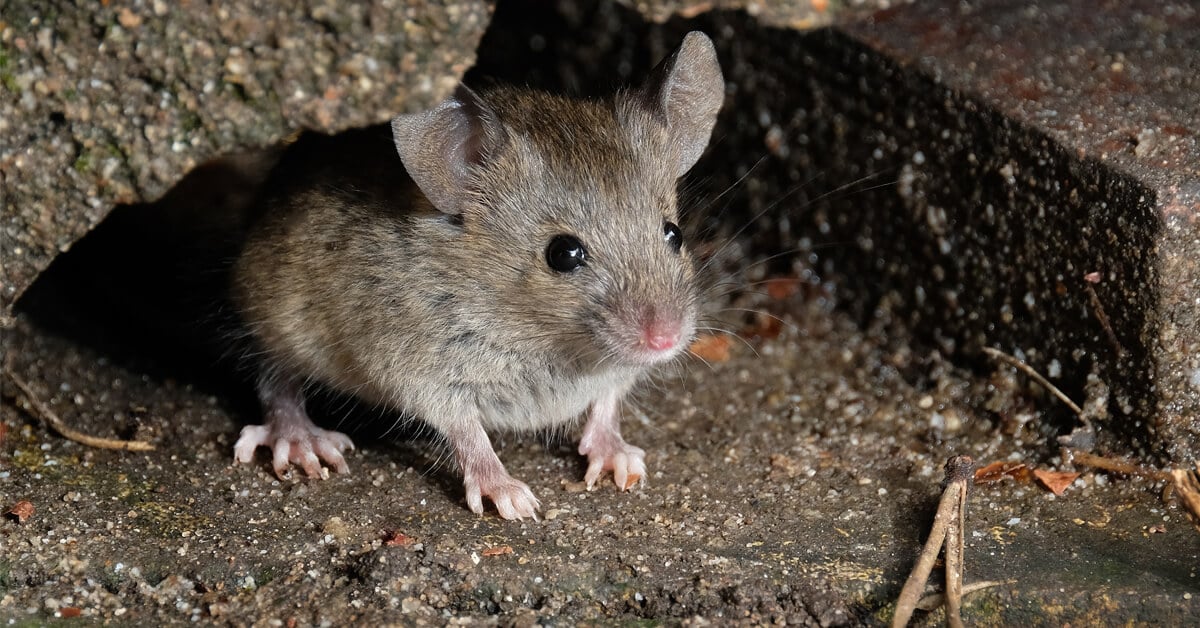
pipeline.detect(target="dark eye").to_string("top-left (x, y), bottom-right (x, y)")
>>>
top-left (663, 221), bottom-right (683, 253)
top-left (545, 234), bottom-right (588, 273)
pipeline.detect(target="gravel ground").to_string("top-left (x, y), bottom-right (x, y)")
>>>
top-left (3, 271), bottom-right (1197, 624)
top-left (3, 0), bottom-right (1197, 625)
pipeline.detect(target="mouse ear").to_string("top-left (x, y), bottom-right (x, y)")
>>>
top-left (391, 85), bottom-right (501, 215)
top-left (633, 31), bottom-right (725, 178)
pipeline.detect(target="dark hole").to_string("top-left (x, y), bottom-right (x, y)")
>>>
top-left (15, 150), bottom-right (278, 403)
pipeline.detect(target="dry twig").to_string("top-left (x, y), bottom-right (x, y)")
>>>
top-left (1066, 451), bottom-right (1200, 534)
top-left (1065, 449), bottom-right (1168, 481)
top-left (1084, 278), bottom-right (1118, 360)
top-left (981, 347), bottom-right (1083, 417)
top-left (893, 455), bottom-right (976, 628)
top-left (981, 347), bottom-right (1199, 535)
top-left (4, 365), bottom-right (155, 452)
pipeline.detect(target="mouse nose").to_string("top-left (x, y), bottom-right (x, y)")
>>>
top-left (618, 303), bottom-right (694, 365)
top-left (640, 317), bottom-right (681, 352)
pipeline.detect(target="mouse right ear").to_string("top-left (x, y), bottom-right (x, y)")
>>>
top-left (391, 86), bottom-right (500, 215)
top-left (633, 31), bottom-right (725, 178)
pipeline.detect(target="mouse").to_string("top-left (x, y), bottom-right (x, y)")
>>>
top-left (229, 31), bottom-right (724, 520)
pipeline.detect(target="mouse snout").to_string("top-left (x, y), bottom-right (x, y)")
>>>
top-left (620, 304), bottom-right (692, 365)
top-left (640, 315), bottom-right (681, 352)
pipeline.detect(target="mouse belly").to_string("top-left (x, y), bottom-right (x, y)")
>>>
top-left (367, 366), bottom-right (640, 434)
top-left (470, 371), bottom-right (638, 432)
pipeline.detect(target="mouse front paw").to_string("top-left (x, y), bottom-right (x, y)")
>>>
top-left (463, 472), bottom-right (541, 521)
top-left (233, 422), bottom-right (355, 480)
top-left (580, 440), bottom-right (647, 491)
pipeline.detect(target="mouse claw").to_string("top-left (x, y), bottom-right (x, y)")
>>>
top-left (464, 474), bottom-right (540, 520)
top-left (234, 422), bottom-right (354, 481)
top-left (584, 458), bottom-right (605, 490)
top-left (582, 443), bottom-right (647, 492)
top-left (466, 487), bottom-right (486, 515)
top-left (234, 425), bottom-right (271, 465)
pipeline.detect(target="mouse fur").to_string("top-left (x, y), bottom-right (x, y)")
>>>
top-left (231, 32), bottom-right (725, 519)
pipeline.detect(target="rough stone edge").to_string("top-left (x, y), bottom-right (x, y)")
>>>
top-left (1, 2), bottom-right (494, 317)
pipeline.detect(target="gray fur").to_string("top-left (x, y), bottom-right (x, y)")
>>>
top-left (232, 32), bottom-right (725, 517)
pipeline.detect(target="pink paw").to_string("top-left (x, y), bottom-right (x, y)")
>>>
top-left (581, 442), bottom-right (646, 491)
top-left (463, 473), bottom-right (540, 520)
top-left (233, 423), bottom-right (354, 480)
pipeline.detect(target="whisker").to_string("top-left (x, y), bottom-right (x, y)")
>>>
top-left (695, 169), bottom-right (897, 277)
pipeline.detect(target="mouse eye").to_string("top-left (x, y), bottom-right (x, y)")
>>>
top-left (663, 221), bottom-right (683, 253)
top-left (546, 234), bottom-right (588, 273)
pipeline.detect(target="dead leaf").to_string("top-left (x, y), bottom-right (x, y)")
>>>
top-left (1033, 469), bottom-right (1080, 495)
top-left (60, 607), bottom-right (82, 618)
top-left (689, 334), bottom-right (732, 362)
top-left (117, 7), bottom-right (142, 28)
top-left (974, 461), bottom-right (1029, 484)
top-left (4, 500), bottom-right (35, 523)
top-left (481, 545), bottom-right (513, 557)
top-left (768, 454), bottom-right (804, 480)
top-left (383, 531), bottom-right (414, 547)
top-left (765, 277), bottom-right (801, 300)
top-left (1169, 465), bottom-right (1200, 532)
top-left (743, 315), bottom-right (784, 340)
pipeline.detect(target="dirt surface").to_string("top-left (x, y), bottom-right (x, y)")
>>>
top-left (4, 279), bottom-right (1198, 625)
top-left (3, 0), bottom-right (1199, 625)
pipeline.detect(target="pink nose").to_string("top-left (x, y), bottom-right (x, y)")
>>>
top-left (641, 324), bottom-right (680, 352)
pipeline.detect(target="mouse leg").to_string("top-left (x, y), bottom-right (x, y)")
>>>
top-left (233, 370), bottom-right (354, 480)
top-left (578, 390), bottom-right (646, 491)
top-left (448, 420), bottom-right (540, 520)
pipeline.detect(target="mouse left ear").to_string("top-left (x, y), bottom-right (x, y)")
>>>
top-left (633, 31), bottom-right (725, 178)
top-left (391, 85), bottom-right (503, 215)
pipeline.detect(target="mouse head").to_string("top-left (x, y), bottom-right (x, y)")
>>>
top-left (392, 32), bottom-right (724, 371)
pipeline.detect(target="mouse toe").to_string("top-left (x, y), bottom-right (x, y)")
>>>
top-left (464, 473), bottom-right (541, 520)
top-left (233, 420), bottom-right (354, 480)
top-left (582, 441), bottom-right (647, 491)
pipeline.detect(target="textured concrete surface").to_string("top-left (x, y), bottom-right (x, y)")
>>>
top-left (618, 0), bottom-right (898, 29)
top-left (0, 0), bottom-right (492, 315)
top-left (834, 0), bottom-right (1200, 463)
top-left (5, 290), bottom-right (1198, 625)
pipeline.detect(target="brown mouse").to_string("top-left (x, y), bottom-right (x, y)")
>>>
top-left (231, 32), bottom-right (724, 519)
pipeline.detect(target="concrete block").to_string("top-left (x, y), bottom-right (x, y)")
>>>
top-left (824, 0), bottom-right (1200, 462)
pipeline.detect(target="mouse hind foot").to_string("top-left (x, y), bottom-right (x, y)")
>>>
top-left (448, 420), bottom-right (540, 520)
top-left (233, 372), bottom-right (354, 480)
